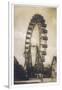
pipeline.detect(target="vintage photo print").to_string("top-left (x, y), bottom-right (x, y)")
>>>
top-left (14, 5), bottom-right (57, 84)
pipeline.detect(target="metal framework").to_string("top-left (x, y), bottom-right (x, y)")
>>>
top-left (24, 14), bottom-right (48, 79)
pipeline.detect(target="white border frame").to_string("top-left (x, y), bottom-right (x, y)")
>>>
top-left (8, 1), bottom-right (60, 88)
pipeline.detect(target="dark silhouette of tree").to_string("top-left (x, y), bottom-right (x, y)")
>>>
top-left (43, 66), bottom-right (51, 78)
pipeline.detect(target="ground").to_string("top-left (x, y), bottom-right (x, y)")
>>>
top-left (14, 78), bottom-right (56, 84)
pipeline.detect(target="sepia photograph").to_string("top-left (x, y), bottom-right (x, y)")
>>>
top-left (14, 5), bottom-right (57, 84)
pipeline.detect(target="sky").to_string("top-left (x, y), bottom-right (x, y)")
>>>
top-left (14, 5), bottom-right (57, 67)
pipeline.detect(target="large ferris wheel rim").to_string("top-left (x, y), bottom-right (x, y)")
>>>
top-left (24, 14), bottom-right (48, 66)
top-left (25, 14), bottom-right (48, 50)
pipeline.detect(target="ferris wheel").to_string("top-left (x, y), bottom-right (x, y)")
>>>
top-left (24, 14), bottom-right (48, 78)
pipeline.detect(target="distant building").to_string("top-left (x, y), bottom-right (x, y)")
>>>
top-left (51, 56), bottom-right (57, 79)
top-left (14, 56), bottom-right (29, 82)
